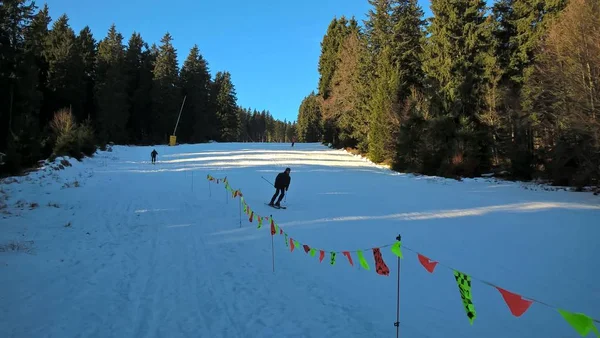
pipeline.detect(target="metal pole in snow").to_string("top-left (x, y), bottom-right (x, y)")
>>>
top-left (271, 215), bottom-right (275, 273)
top-left (394, 234), bottom-right (401, 338)
top-left (173, 95), bottom-right (187, 136)
top-left (239, 195), bottom-right (242, 228)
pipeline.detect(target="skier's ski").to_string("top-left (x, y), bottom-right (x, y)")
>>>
top-left (265, 203), bottom-right (287, 209)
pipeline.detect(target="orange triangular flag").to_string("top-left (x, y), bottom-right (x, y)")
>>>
top-left (319, 250), bottom-right (325, 262)
top-left (372, 248), bottom-right (390, 276)
top-left (249, 211), bottom-right (254, 222)
top-left (418, 253), bottom-right (438, 273)
top-left (270, 219), bottom-right (276, 235)
top-left (496, 287), bottom-right (533, 317)
top-left (290, 238), bottom-right (295, 252)
top-left (343, 251), bottom-right (354, 266)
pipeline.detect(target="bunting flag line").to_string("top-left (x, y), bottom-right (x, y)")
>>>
top-left (207, 175), bottom-right (600, 335)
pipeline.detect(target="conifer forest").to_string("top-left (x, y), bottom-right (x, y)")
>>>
top-left (2, 0), bottom-right (599, 188)
top-left (297, 0), bottom-right (599, 187)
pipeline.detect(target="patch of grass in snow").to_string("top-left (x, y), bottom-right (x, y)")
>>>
top-left (1, 177), bottom-right (18, 184)
top-left (62, 180), bottom-right (80, 189)
top-left (0, 240), bottom-right (34, 254)
top-left (0, 189), bottom-right (8, 214)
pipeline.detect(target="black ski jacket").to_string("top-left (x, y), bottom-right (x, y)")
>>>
top-left (274, 172), bottom-right (291, 190)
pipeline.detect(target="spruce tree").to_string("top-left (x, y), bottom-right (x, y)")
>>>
top-left (297, 92), bottom-right (323, 142)
top-left (213, 71), bottom-right (238, 142)
top-left (77, 26), bottom-right (96, 122)
top-left (326, 28), bottom-right (365, 148)
top-left (0, 0), bottom-right (38, 170)
top-left (45, 14), bottom-right (85, 118)
top-left (95, 24), bottom-right (128, 143)
top-left (422, 0), bottom-right (492, 175)
top-left (151, 32), bottom-right (181, 143)
top-left (368, 45), bottom-right (400, 163)
top-left (180, 45), bottom-right (213, 143)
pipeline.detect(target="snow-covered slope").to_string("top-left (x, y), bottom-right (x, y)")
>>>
top-left (1, 142), bottom-right (599, 338)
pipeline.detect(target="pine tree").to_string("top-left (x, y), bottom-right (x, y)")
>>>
top-left (151, 32), bottom-right (181, 143)
top-left (94, 24), bottom-right (128, 143)
top-left (213, 71), bottom-right (238, 142)
top-left (181, 45), bottom-right (213, 143)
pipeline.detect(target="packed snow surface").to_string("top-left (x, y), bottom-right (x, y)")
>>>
top-left (1, 142), bottom-right (599, 338)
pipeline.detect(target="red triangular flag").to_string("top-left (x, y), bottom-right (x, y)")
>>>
top-left (418, 253), bottom-right (438, 273)
top-left (303, 244), bottom-right (310, 253)
top-left (290, 238), bottom-right (295, 252)
top-left (343, 251), bottom-right (354, 266)
top-left (496, 287), bottom-right (533, 317)
top-left (249, 211), bottom-right (254, 222)
top-left (280, 228), bottom-right (283, 235)
top-left (372, 248), bottom-right (390, 276)
top-left (270, 219), bottom-right (276, 235)
top-left (319, 250), bottom-right (325, 262)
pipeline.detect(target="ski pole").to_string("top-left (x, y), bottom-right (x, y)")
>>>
top-left (261, 176), bottom-right (274, 187)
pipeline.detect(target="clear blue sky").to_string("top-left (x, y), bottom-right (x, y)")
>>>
top-left (44, 0), bottom-right (433, 123)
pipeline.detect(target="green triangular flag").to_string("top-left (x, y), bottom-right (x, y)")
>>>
top-left (454, 270), bottom-right (476, 325)
top-left (391, 241), bottom-right (403, 258)
top-left (309, 248), bottom-right (316, 257)
top-left (558, 309), bottom-right (600, 337)
top-left (257, 216), bottom-right (263, 229)
top-left (356, 250), bottom-right (370, 270)
top-left (330, 252), bottom-right (336, 265)
top-left (284, 233), bottom-right (288, 247)
top-left (243, 202), bottom-right (247, 214)
top-left (294, 240), bottom-right (300, 249)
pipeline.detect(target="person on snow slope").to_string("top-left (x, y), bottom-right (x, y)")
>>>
top-left (268, 167), bottom-right (291, 207)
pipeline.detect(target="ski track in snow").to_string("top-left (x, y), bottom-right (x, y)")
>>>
top-left (1, 142), bottom-right (599, 338)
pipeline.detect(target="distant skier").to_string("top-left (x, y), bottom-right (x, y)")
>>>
top-left (268, 167), bottom-right (291, 207)
top-left (291, 136), bottom-right (296, 147)
top-left (151, 149), bottom-right (158, 164)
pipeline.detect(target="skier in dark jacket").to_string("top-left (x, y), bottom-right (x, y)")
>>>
top-left (269, 167), bottom-right (291, 207)
top-left (151, 149), bottom-right (158, 164)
